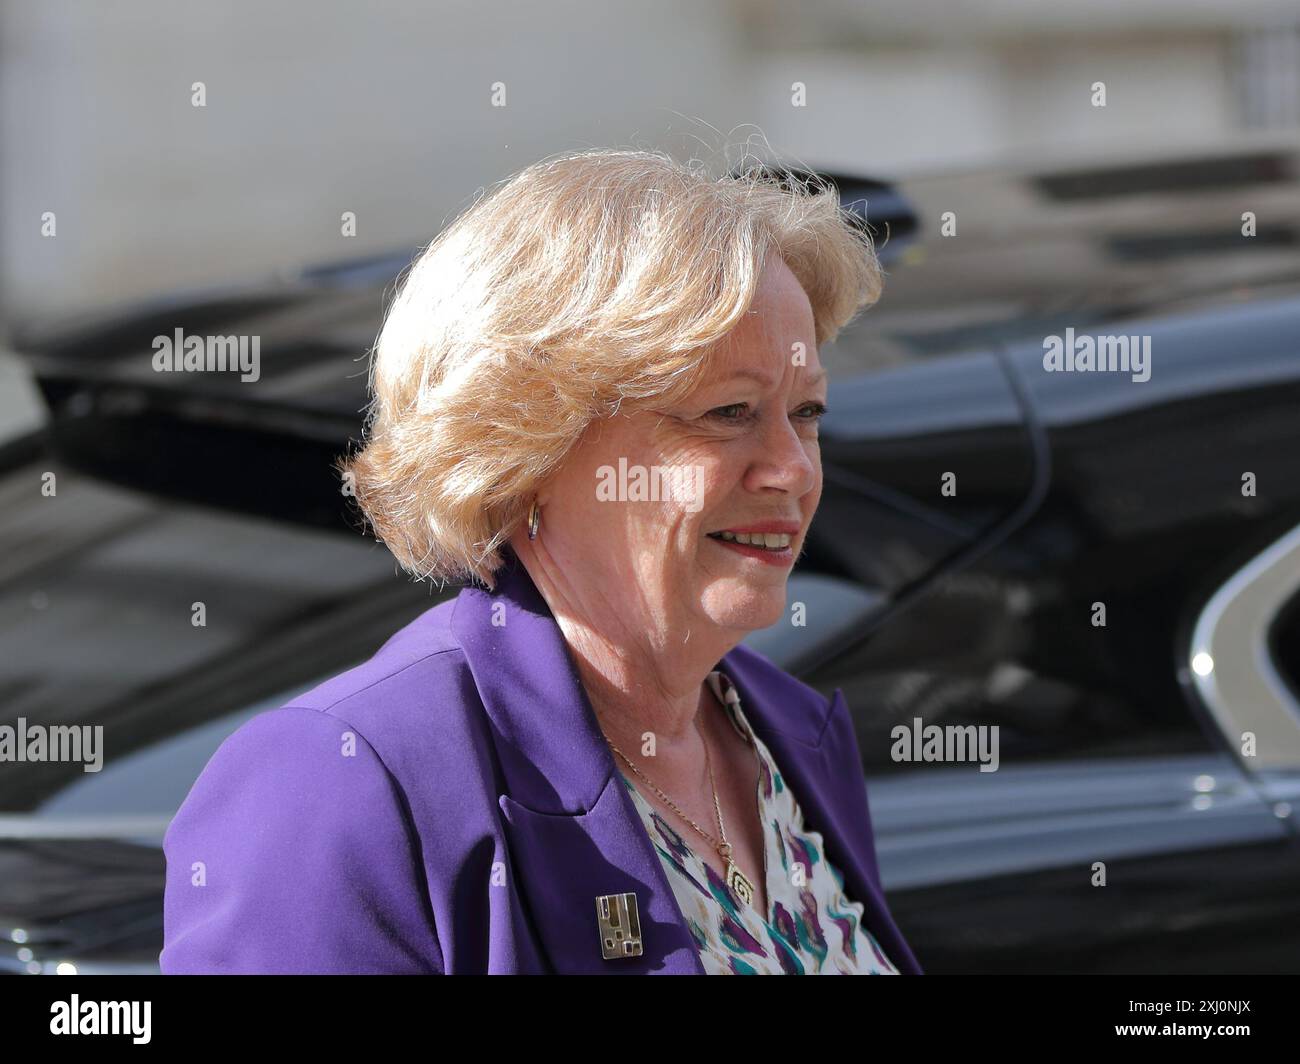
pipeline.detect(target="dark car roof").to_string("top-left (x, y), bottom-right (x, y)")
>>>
top-left (14, 138), bottom-right (1300, 426)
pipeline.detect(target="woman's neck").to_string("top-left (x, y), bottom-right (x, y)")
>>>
top-left (516, 542), bottom-right (740, 762)
top-left (554, 609), bottom-right (720, 751)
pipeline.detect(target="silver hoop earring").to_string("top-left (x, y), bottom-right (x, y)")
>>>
top-left (527, 498), bottom-right (540, 540)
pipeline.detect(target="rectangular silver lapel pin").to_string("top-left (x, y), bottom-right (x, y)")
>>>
top-left (595, 892), bottom-right (643, 960)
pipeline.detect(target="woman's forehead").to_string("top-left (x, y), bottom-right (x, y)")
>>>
top-left (692, 340), bottom-right (825, 392)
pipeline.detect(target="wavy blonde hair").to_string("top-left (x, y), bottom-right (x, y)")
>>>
top-left (337, 147), bottom-right (883, 590)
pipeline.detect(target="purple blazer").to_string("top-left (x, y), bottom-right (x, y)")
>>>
top-left (160, 549), bottom-right (922, 974)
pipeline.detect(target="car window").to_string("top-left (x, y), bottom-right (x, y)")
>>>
top-left (35, 673), bottom-right (351, 820)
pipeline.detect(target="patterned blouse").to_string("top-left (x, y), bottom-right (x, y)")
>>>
top-left (616, 670), bottom-right (899, 975)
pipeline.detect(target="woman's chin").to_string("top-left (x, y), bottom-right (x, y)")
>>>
top-left (700, 584), bottom-right (787, 633)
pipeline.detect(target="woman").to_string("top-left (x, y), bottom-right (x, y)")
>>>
top-left (160, 147), bottom-right (922, 975)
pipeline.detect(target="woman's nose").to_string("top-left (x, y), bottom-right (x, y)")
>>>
top-left (749, 414), bottom-right (818, 494)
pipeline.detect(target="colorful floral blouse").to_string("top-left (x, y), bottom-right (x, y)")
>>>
top-left (616, 670), bottom-right (899, 975)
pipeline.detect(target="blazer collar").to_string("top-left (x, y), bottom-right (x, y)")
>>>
top-left (450, 546), bottom-right (615, 814)
top-left (450, 548), bottom-right (828, 806)
top-left (449, 547), bottom-right (912, 974)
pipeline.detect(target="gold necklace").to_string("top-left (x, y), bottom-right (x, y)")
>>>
top-left (603, 699), bottom-right (760, 909)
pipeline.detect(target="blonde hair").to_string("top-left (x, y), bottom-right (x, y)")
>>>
top-left (337, 146), bottom-right (883, 590)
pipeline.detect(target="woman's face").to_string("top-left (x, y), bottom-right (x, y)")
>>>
top-left (532, 254), bottom-right (826, 642)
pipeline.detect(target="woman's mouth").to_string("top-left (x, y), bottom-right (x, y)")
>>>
top-left (706, 530), bottom-right (796, 566)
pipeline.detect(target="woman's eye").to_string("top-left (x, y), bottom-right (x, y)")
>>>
top-left (704, 401), bottom-right (828, 424)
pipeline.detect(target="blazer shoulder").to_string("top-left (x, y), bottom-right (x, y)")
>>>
top-left (281, 595), bottom-right (475, 738)
top-left (161, 704), bottom-right (444, 973)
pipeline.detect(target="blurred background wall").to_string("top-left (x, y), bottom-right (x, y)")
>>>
top-left (3, 0), bottom-right (1299, 332)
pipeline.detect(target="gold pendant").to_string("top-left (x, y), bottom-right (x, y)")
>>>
top-left (726, 860), bottom-right (756, 907)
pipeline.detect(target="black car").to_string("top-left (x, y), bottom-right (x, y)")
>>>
top-left (4, 140), bottom-right (1300, 973)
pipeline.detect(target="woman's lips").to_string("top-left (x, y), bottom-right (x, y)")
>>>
top-left (710, 521), bottom-right (802, 536)
top-left (705, 533), bottom-right (796, 567)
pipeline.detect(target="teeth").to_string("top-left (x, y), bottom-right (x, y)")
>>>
top-left (713, 531), bottom-right (792, 549)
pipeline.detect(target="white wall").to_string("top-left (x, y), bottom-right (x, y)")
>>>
top-left (0, 0), bottom-right (741, 322)
top-left (2, 0), bottom-right (1295, 326)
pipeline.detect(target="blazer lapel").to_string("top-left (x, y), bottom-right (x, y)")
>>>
top-left (719, 653), bottom-right (924, 975)
top-left (451, 549), bottom-right (703, 974)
